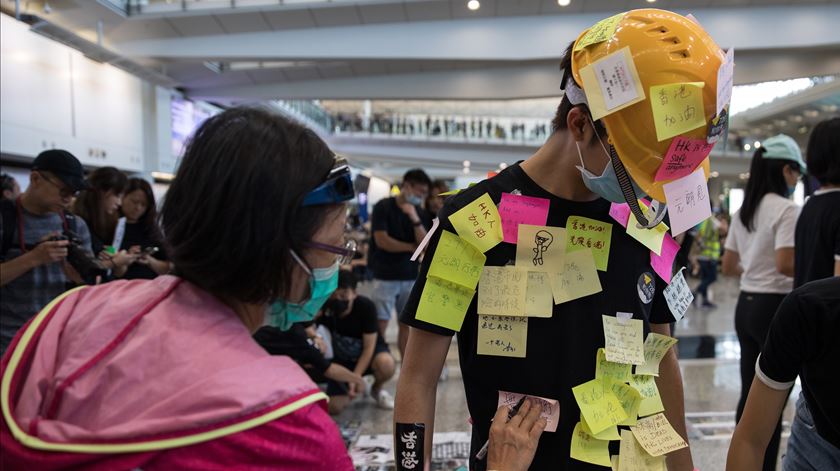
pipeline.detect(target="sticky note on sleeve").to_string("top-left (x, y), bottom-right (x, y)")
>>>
top-left (630, 413), bottom-right (688, 457)
top-left (602, 315), bottom-right (645, 365)
top-left (478, 266), bottom-right (527, 316)
top-left (427, 230), bottom-right (486, 290)
top-left (579, 47), bottom-right (646, 121)
top-left (609, 380), bottom-right (643, 427)
top-left (566, 216), bottom-right (613, 271)
top-left (449, 193), bottom-right (503, 253)
top-left (571, 422), bottom-right (612, 467)
top-left (551, 248), bottom-right (603, 304)
top-left (650, 233), bottom-right (680, 283)
top-left (499, 193), bottom-right (550, 244)
top-left (636, 333), bottom-right (678, 377)
top-left (663, 166), bottom-right (712, 237)
top-left (416, 277), bottom-right (474, 332)
top-left (572, 379), bottom-right (628, 435)
top-left (630, 374), bottom-right (665, 417)
top-left (478, 315), bottom-right (527, 358)
top-left (650, 82), bottom-right (706, 142)
top-left (581, 414), bottom-right (620, 440)
top-left (664, 268), bottom-right (694, 321)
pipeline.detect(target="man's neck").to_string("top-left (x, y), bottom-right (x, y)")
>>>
top-left (520, 132), bottom-right (600, 202)
top-left (19, 190), bottom-right (51, 216)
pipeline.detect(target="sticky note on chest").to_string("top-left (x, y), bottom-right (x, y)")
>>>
top-left (630, 374), bottom-right (665, 417)
top-left (602, 314), bottom-right (645, 365)
top-left (515, 224), bottom-right (566, 271)
top-left (618, 429), bottom-right (666, 471)
top-left (478, 315), bottom-right (527, 358)
top-left (427, 230), bottom-right (486, 290)
top-left (498, 391), bottom-right (559, 432)
top-left (572, 379), bottom-right (628, 435)
top-left (635, 333), bottom-right (678, 377)
top-left (478, 266), bottom-right (527, 316)
top-left (650, 82), bottom-right (707, 142)
top-left (498, 193), bottom-right (550, 244)
top-left (610, 380), bottom-right (643, 426)
top-left (525, 272), bottom-right (553, 318)
top-left (416, 277), bottom-right (474, 332)
top-left (448, 193), bottom-right (503, 253)
top-left (595, 348), bottom-right (632, 383)
top-left (566, 216), bottom-right (613, 271)
top-left (630, 413), bottom-right (688, 457)
top-left (626, 213), bottom-right (669, 255)
top-left (571, 422), bottom-right (612, 467)
top-left (551, 248), bottom-right (603, 304)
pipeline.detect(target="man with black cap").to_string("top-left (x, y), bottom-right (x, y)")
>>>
top-left (0, 149), bottom-right (94, 355)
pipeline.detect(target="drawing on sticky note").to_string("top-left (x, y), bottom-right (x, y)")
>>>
top-left (515, 225), bottom-right (566, 272)
top-left (533, 230), bottom-right (554, 266)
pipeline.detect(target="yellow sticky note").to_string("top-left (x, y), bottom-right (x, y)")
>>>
top-left (630, 374), bottom-right (665, 417)
top-left (566, 216), bottom-right (613, 271)
top-left (630, 413), bottom-right (688, 457)
top-left (478, 266), bottom-right (528, 316)
top-left (515, 224), bottom-right (567, 271)
top-left (635, 333), bottom-right (678, 376)
top-left (572, 378), bottom-right (628, 434)
top-left (650, 82), bottom-right (707, 142)
top-left (427, 230), bottom-right (486, 290)
top-left (575, 13), bottom-right (625, 51)
top-left (551, 249), bottom-right (603, 304)
top-left (609, 380), bottom-right (643, 426)
top-left (595, 348), bottom-right (632, 384)
top-left (416, 277), bottom-right (474, 332)
top-left (626, 212), bottom-right (669, 255)
top-left (578, 47), bottom-right (646, 121)
top-left (602, 315), bottom-right (645, 365)
top-left (525, 271), bottom-right (553, 318)
top-left (477, 315), bottom-right (527, 358)
top-left (618, 429), bottom-right (666, 471)
top-left (449, 193), bottom-right (503, 253)
top-left (581, 413), bottom-right (621, 440)
top-left (571, 422), bottom-right (612, 467)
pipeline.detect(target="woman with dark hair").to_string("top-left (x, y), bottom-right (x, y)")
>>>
top-left (118, 178), bottom-right (170, 279)
top-left (73, 166), bottom-right (135, 277)
top-left (722, 134), bottom-right (806, 471)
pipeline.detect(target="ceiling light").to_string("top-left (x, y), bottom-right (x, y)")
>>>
top-left (463, 160), bottom-right (471, 167)
top-left (467, 0), bottom-right (480, 11)
top-left (557, 0), bottom-right (571, 6)
top-left (499, 162), bottom-right (508, 169)
top-left (754, 141), bottom-right (761, 148)
top-left (744, 143), bottom-right (752, 151)
top-left (646, 0), bottom-right (656, 3)
top-left (710, 171), bottom-right (720, 178)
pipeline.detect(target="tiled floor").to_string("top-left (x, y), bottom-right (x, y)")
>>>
top-left (340, 275), bottom-right (798, 469)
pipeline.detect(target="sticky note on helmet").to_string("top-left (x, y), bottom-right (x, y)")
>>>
top-left (579, 47), bottom-right (646, 121)
top-left (650, 82), bottom-right (707, 142)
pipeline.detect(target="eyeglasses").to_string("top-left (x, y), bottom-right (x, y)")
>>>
top-left (40, 173), bottom-right (79, 198)
top-left (303, 239), bottom-right (358, 265)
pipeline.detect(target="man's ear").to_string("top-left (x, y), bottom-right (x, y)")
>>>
top-left (566, 106), bottom-right (590, 143)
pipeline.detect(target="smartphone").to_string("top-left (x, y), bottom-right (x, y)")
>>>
top-left (142, 246), bottom-right (160, 256)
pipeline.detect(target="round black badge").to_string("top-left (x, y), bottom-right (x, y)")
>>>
top-left (637, 272), bottom-right (655, 305)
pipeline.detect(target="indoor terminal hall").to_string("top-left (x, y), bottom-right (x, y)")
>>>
top-left (1, 1), bottom-right (839, 470)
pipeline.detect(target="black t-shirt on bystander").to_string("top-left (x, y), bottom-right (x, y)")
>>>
top-left (319, 296), bottom-right (380, 340)
top-left (794, 190), bottom-right (840, 287)
top-left (368, 197), bottom-right (432, 281)
top-left (399, 164), bottom-right (675, 471)
top-left (120, 222), bottom-right (167, 280)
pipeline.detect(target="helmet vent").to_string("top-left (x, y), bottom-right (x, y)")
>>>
top-left (664, 36), bottom-right (681, 45)
top-left (645, 25), bottom-right (670, 36)
top-left (670, 49), bottom-right (690, 59)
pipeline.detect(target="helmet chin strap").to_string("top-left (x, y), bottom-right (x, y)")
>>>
top-left (609, 145), bottom-right (668, 229)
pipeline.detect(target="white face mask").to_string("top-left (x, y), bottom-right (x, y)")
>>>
top-left (575, 116), bottom-right (646, 203)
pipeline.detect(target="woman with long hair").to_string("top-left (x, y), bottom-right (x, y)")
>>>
top-left (119, 178), bottom-right (170, 279)
top-left (722, 134), bottom-right (805, 471)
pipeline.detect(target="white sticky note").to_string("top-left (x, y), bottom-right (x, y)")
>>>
top-left (716, 48), bottom-right (735, 117)
top-left (580, 47), bottom-right (646, 121)
top-left (603, 315), bottom-right (645, 365)
top-left (663, 268), bottom-right (694, 321)
top-left (663, 167), bottom-right (712, 237)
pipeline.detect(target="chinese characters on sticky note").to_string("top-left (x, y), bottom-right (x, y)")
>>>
top-left (575, 13), bottom-right (625, 51)
top-left (571, 422), bottom-right (612, 467)
top-left (603, 315), bottom-right (645, 365)
top-left (497, 391), bottom-right (560, 432)
top-left (448, 193), bottom-right (503, 253)
top-left (650, 82), bottom-right (706, 142)
top-left (566, 216), bottom-right (613, 271)
top-left (551, 249), bottom-right (603, 304)
top-left (663, 166), bottom-right (712, 236)
top-left (478, 316), bottom-right (527, 358)
top-left (572, 379), bottom-right (628, 434)
top-left (498, 193), bottom-right (550, 244)
top-left (664, 268), bottom-right (694, 321)
top-left (416, 277), bottom-right (474, 331)
top-left (635, 333), bottom-right (678, 377)
top-left (478, 266), bottom-right (527, 316)
top-left (579, 47), bottom-right (646, 121)
top-left (427, 230), bottom-right (486, 290)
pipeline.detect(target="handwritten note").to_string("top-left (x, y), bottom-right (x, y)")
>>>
top-left (716, 48), bottom-right (735, 116)
top-left (498, 391), bottom-right (559, 432)
top-left (525, 272), bottom-right (554, 318)
top-left (566, 216), bottom-right (613, 271)
top-left (515, 224), bottom-right (567, 271)
top-left (650, 82), bottom-right (706, 142)
top-left (571, 422), bottom-right (612, 467)
top-left (551, 249), bottom-right (603, 304)
top-left (654, 137), bottom-right (714, 182)
top-left (499, 193), bottom-right (550, 244)
top-left (478, 266), bottom-right (527, 316)
top-left (610, 380), bottom-right (643, 426)
top-left (603, 315), bottom-right (645, 365)
top-left (427, 230), bottom-right (486, 289)
top-left (416, 277), bottom-right (474, 331)
top-left (650, 234), bottom-right (680, 283)
top-left (478, 315), bottom-right (527, 358)
top-left (664, 268), bottom-right (694, 321)
top-left (626, 212), bottom-right (669, 255)
top-left (630, 413), bottom-right (688, 457)
top-left (618, 429), bottom-right (667, 471)
top-left (572, 379), bottom-right (628, 434)
top-left (575, 13), bottom-right (625, 51)
top-left (609, 202), bottom-right (631, 227)
top-left (579, 47), bottom-right (646, 120)
top-left (581, 413), bottom-right (620, 440)
top-left (595, 348), bottom-right (632, 384)
top-left (636, 333), bottom-right (679, 377)
top-left (449, 193), bottom-right (503, 253)
top-left (630, 375), bottom-right (665, 417)
top-left (663, 166), bottom-right (712, 236)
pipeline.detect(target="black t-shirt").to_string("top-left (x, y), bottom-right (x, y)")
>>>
top-left (368, 197), bottom-right (432, 280)
top-left (120, 222), bottom-right (167, 280)
top-left (253, 325), bottom-right (332, 376)
top-left (757, 277), bottom-right (840, 449)
top-left (318, 296), bottom-right (379, 340)
top-left (794, 191), bottom-right (840, 288)
top-left (400, 164), bottom-right (674, 471)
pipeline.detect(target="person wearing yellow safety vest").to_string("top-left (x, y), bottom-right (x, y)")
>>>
top-left (694, 216), bottom-right (722, 308)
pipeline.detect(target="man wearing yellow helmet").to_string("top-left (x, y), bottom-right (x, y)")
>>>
top-left (395, 9), bottom-right (726, 470)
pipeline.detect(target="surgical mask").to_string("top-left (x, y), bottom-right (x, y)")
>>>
top-left (787, 185), bottom-right (796, 198)
top-left (268, 252), bottom-right (340, 331)
top-left (575, 118), bottom-right (645, 203)
top-left (405, 193), bottom-right (423, 206)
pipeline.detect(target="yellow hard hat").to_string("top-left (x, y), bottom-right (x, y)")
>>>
top-left (570, 9), bottom-right (725, 203)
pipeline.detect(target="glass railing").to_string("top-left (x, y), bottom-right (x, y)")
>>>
top-left (274, 100), bottom-right (334, 131)
top-left (122, 0), bottom-right (350, 16)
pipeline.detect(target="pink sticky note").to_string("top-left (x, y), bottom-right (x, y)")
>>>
top-left (609, 203), bottom-right (631, 228)
top-left (499, 193), bottom-right (550, 244)
top-left (664, 167), bottom-right (712, 237)
top-left (497, 390), bottom-right (560, 432)
top-left (650, 234), bottom-right (680, 283)
top-left (654, 137), bottom-right (714, 182)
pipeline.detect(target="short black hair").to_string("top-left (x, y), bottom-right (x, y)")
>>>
top-left (806, 118), bottom-right (840, 186)
top-left (160, 107), bottom-right (338, 304)
top-left (403, 169), bottom-right (432, 188)
top-left (1, 174), bottom-right (16, 193)
top-left (337, 269), bottom-right (358, 290)
top-left (552, 41), bottom-right (607, 141)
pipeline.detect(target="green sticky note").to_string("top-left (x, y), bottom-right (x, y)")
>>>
top-left (427, 230), bottom-right (486, 290)
top-left (416, 277), bottom-right (474, 332)
top-left (572, 378), bottom-right (628, 435)
top-left (574, 13), bottom-right (625, 52)
top-left (448, 193), bottom-right (503, 253)
top-left (609, 380), bottom-right (643, 426)
top-left (630, 374), bottom-right (665, 417)
top-left (595, 348), bottom-right (632, 384)
top-left (650, 82), bottom-right (707, 142)
top-left (581, 413), bottom-right (621, 441)
top-left (636, 333), bottom-right (679, 377)
top-left (566, 216), bottom-right (613, 271)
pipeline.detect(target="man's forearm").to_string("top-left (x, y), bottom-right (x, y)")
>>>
top-left (354, 345), bottom-right (375, 376)
top-left (657, 347), bottom-right (694, 471)
top-left (0, 253), bottom-right (37, 286)
top-left (394, 367), bottom-right (439, 464)
top-left (412, 224), bottom-right (427, 245)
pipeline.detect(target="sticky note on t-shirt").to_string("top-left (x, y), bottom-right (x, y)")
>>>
top-left (618, 429), bottom-right (667, 471)
top-left (630, 413), bottom-right (688, 457)
top-left (626, 213), bottom-right (669, 255)
top-left (650, 233), bottom-right (680, 283)
top-left (664, 268), bottom-right (694, 321)
top-left (650, 82), bottom-right (707, 142)
top-left (630, 374), bottom-right (665, 417)
top-left (566, 216), bottom-right (613, 271)
top-left (478, 266), bottom-right (527, 316)
top-left (499, 193), bottom-right (550, 244)
top-left (416, 277), bottom-right (474, 331)
top-left (636, 333), bottom-right (678, 377)
top-left (572, 378), bottom-right (628, 435)
top-left (664, 166), bottom-right (712, 237)
top-left (716, 48), bottom-right (735, 117)
top-left (581, 413), bottom-right (620, 440)
top-left (571, 422), bottom-right (612, 467)
top-left (427, 230), bottom-right (486, 290)
top-left (498, 390), bottom-right (559, 432)
top-left (448, 193), bottom-right (503, 253)
top-left (595, 348), bottom-right (632, 384)
top-left (575, 13), bottom-right (625, 51)
top-left (579, 47), bottom-right (646, 121)
top-left (525, 272), bottom-right (554, 318)
top-left (551, 248), bottom-right (603, 304)
top-left (609, 202), bottom-right (631, 228)
top-left (609, 380), bottom-right (643, 427)
top-left (478, 315), bottom-right (527, 358)
top-left (603, 315), bottom-right (645, 365)
top-left (654, 137), bottom-right (714, 182)
top-left (515, 224), bottom-right (567, 271)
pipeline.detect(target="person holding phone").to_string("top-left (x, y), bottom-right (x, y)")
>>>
top-left (119, 178), bottom-right (170, 279)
